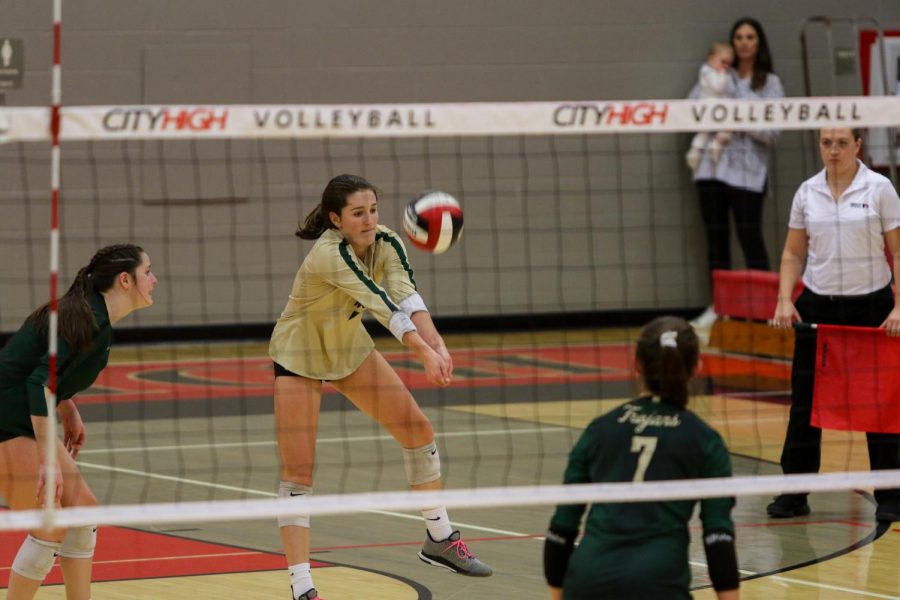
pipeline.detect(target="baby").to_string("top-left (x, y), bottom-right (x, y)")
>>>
top-left (686, 42), bottom-right (734, 171)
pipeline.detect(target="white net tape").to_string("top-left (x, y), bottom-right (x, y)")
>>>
top-left (3, 470), bottom-right (900, 531)
top-left (0, 96), bottom-right (897, 142)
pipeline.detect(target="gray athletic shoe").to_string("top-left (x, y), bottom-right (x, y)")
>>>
top-left (417, 530), bottom-right (493, 577)
top-left (292, 587), bottom-right (320, 600)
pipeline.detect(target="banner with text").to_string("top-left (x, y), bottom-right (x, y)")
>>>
top-left (1, 96), bottom-right (898, 142)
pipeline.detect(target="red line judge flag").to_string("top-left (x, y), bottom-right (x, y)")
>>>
top-left (811, 325), bottom-right (900, 433)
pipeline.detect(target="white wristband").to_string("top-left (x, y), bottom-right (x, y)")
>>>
top-left (399, 293), bottom-right (428, 316)
top-left (388, 311), bottom-right (417, 342)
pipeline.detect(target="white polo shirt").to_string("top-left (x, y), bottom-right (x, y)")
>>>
top-left (789, 161), bottom-right (900, 295)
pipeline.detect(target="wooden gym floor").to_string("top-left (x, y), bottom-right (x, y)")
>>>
top-left (2, 328), bottom-right (899, 599)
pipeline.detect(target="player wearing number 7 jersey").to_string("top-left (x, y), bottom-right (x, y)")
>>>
top-left (544, 316), bottom-right (739, 600)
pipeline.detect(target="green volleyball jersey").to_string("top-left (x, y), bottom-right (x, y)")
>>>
top-left (550, 395), bottom-right (735, 599)
top-left (0, 292), bottom-right (112, 437)
top-left (269, 225), bottom-right (419, 380)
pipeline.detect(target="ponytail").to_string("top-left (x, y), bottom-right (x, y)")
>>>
top-left (656, 341), bottom-right (691, 410)
top-left (635, 316), bottom-right (700, 410)
top-left (296, 205), bottom-right (330, 239)
top-left (28, 266), bottom-right (95, 353)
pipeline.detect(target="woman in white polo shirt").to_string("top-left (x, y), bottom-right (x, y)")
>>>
top-left (768, 128), bottom-right (900, 521)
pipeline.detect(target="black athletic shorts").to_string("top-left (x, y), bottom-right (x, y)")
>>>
top-left (273, 362), bottom-right (300, 378)
top-left (0, 430), bottom-right (32, 443)
top-left (273, 362), bottom-right (329, 382)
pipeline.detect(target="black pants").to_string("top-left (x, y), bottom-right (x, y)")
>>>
top-left (782, 285), bottom-right (900, 504)
top-left (696, 180), bottom-right (770, 280)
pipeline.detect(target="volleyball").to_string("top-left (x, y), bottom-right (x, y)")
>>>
top-left (402, 191), bottom-right (464, 254)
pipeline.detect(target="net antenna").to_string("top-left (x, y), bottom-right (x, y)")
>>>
top-left (43, 0), bottom-right (63, 528)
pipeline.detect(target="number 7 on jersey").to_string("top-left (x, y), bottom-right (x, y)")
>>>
top-left (630, 435), bottom-right (658, 482)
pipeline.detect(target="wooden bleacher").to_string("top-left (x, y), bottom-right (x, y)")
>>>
top-left (707, 269), bottom-right (800, 359)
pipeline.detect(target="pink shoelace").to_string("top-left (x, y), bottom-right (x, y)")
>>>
top-left (444, 538), bottom-right (475, 560)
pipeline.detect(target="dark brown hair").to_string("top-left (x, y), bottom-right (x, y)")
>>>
top-left (730, 17), bottom-right (774, 91)
top-left (27, 244), bottom-right (145, 353)
top-left (296, 174), bottom-right (378, 239)
top-left (818, 127), bottom-right (864, 141)
top-left (635, 316), bottom-right (700, 410)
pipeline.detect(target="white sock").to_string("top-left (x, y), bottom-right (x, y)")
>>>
top-left (422, 507), bottom-right (453, 541)
top-left (289, 562), bottom-right (314, 598)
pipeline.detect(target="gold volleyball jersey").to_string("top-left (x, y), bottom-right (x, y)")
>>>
top-left (269, 225), bottom-right (419, 380)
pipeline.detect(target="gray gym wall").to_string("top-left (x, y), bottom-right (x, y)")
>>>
top-left (1, 0), bottom-right (899, 331)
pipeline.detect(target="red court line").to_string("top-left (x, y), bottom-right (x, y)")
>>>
top-left (736, 519), bottom-right (872, 529)
top-left (311, 521), bottom-right (874, 556)
top-left (311, 533), bottom-right (543, 553)
top-left (691, 519), bottom-right (872, 531)
top-left (0, 526), bottom-right (327, 587)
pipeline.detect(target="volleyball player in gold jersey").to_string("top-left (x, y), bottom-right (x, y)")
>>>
top-left (269, 174), bottom-right (491, 600)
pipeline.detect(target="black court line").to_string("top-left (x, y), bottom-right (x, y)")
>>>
top-left (691, 520), bottom-right (889, 591)
top-left (691, 451), bottom-right (884, 591)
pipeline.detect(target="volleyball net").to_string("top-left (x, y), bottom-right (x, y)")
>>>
top-left (2, 96), bottom-right (900, 532)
